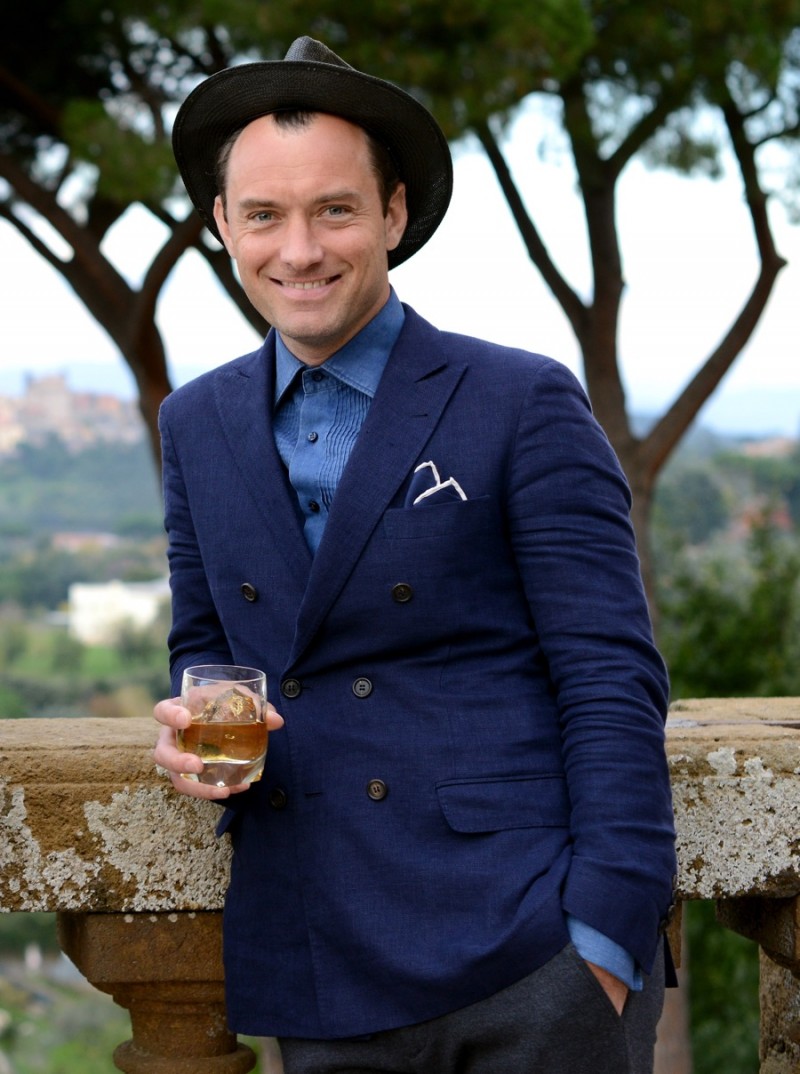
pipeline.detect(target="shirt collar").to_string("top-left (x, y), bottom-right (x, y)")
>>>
top-left (274, 289), bottom-right (405, 406)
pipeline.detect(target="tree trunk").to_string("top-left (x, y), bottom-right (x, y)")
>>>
top-left (128, 335), bottom-right (174, 474)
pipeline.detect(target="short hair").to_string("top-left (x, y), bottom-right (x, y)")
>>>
top-left (214, 110), bottom-right (401, 217)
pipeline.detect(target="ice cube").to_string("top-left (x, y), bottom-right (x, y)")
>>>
top-left (200, 687), bottom-right (257, 722)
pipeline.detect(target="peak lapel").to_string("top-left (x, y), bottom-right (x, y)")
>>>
top-left (288, 311), bottom-right (466, 664)
top-left (212, 337), bottom-right (312, 599)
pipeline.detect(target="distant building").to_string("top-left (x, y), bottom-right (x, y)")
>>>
top-left (0, 395), bottom-right (24, 454)
top-left (68, 577), bottom-right (170, 645)
top-left (738, 436), bottom-right (797, 460)
top-left (52, 532), bottom-right (123, 554)
top-left (0, 373), bottom-right (144, 456)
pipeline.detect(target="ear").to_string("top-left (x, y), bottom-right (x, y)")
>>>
top-left (213, 195), bottom-right (235, 255)
top-left (384, 183), bottom-right (408, 254)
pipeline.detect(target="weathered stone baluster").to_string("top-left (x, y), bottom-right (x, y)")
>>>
top-left (57, 910), bottom-right (255, 1074)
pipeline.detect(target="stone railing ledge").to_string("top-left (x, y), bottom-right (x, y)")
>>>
top-left (5, 700), bottom-right (800, 1071)
top-left (0, 715), bottom-right (230, 914)
top-left (0, 715), bottom-right (244, 1074)
top-left (667, 697), bottom-right (800, 901)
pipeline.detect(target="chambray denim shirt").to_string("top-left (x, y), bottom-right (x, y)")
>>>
top-left (273, 290), bottom-right (405, 554)
top-left (272, 288), bottom-right (641, 992)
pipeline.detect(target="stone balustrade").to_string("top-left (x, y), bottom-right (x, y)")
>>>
top-left (3, 699), bottom-right (800, 1071)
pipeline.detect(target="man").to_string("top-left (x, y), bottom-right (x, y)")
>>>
top-left (154, 36), bottom-right (677, 1074)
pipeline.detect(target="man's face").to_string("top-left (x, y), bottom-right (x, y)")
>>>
top-left (213, 113), bottom-right (408, 366)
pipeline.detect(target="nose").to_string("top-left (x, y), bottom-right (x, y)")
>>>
top-left (280, 216), bottom-right (323, 270)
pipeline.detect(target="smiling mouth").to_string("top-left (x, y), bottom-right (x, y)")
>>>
top-left (280, 277), bottom-right (337, 290)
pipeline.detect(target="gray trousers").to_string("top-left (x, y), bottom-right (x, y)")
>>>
top-left (279, 942), bottom-right (666, 1074)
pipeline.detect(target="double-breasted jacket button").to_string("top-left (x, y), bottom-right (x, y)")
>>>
top-left (352, 677), bottom-right (373, 698)
top-left (391, 582), bottom-right (413, 604)
top-left (281, 678), bottom-right (302, 699)
top-left (240, 582), bottom-right (258, 602)
top-left (268, 787), bottom-right (288, 810)
top-left (366, 779), bottom-right (388, 801)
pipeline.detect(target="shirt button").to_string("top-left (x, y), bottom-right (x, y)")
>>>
top-left (309, 501), bottom-right (320, 513)
top-left (391, 583), bottom-right (413, 604)
top-left (281, 678), bottom-right (302, 699)
top-left (366, 779), bottom-right (388, 801)
top-left (307, 431), bottom-right (319, 442)
top-left (352, 677), bottom-right (373, 698)
top-left (312, 371), bottom-right (324, 382)
top-left (269, 787), bottom-right (288, 810)
top-left (240, 582), bottom-right (258, 602)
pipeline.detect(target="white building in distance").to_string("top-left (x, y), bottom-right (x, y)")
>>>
top-left (68, 577), bottom-right (170, 645)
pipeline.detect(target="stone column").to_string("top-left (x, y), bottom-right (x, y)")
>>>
top-left (57, 910), bottom-right (255, 1074)
top-left (718, 896), bottom-right (800, 1073)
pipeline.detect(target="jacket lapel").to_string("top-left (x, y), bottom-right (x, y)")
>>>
top-left (212, 336), bottom-right (312, 602)
top-left (288, 309), bottom-right (466, 665)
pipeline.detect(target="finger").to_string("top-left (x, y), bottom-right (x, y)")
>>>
top-left (168, 771), bottom-right (246, 800)
top-left (153, 697), bottom-right (191, 729)
top-left (266, 702), bottom-right (284, 730)
top-left (153, 725), bottom-right (253, 800)
top-left (152, 724), bottom-right (203, 777)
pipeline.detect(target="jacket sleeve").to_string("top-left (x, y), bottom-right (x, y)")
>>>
top-left (159, 397), bottom-right (234, 695)
top-left (506, 359), bottom-right (676, 974)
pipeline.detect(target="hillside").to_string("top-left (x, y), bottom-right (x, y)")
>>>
top-left (0, 438), bottom-right (162, 538)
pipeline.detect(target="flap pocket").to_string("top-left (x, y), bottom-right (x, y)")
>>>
top-left (436, 775), bottom-right (570, 833)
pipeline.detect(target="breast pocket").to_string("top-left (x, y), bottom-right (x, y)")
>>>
top-left (383, 495), bottom-right (494, 540)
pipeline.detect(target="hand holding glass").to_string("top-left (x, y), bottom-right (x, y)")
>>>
top-left (177, 665), bottom-right (268, 788)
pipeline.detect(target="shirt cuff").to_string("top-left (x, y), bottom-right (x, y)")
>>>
top-left (566, 914), bottom-right (643, 991)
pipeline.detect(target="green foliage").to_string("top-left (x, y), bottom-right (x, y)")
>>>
top-left (653, 464), bottom-right (730, 546)
top-left (0, 962), bottom-right (132, 1074)
top-left (659, 520), bottom-right (800, 698)
top-left (651, 440), bottom-right (800, 1070)
top-left (0, 439), bottom-right (165, 610)
top-left (686, 901), bottom-right (760, 1074)
top-left (0, 683), bottom-right (28, 718)
top-left (717, 446), bottom-right (800, 527)
top-left (63, 99), bottom-right (177, 204)
top-left (0, 619), bottom-right (170, 719)
top-left (0, 439), bottom-right (161, 535)
top-left (0, 912), bottom-right (60, 955)
top-left (5, 0), bottom-right (800, 215)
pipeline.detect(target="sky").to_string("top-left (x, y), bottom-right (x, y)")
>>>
top-left (1, 99), bottom-right (798, 437)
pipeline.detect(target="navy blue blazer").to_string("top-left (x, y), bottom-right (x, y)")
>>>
top-left (159, 305), bottom-right (677, 1039)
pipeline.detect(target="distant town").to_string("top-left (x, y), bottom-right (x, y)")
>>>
top-left (1, 371), bottom-right (798, 464)
top-left (0, 373), bottom-right (145, 457)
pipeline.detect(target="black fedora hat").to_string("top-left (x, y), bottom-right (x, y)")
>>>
top-left (172, 36), bottom-right (453, 269)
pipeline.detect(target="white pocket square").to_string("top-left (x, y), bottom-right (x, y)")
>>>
top-left (410, 460), bottom-right (468, 506)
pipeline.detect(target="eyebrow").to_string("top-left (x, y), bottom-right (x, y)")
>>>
top-left (235, 190), bottom-right (365, 213)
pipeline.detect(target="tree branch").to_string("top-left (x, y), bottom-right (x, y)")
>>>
top-left (133, 209), bottom-right (205, 327)
top-left (606, 88), bottom-right (688, 178)
top-left (0, 198), bottom-right (66, 272)
top-left (472, 116), bottom-right (587, 338)
top-left (639, 95), bottom-right (787, 480)
top-left (0, 63), bottom-right (61, 134)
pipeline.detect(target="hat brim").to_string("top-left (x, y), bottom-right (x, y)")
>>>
top-left (172, 59), bottom-right (453, 269)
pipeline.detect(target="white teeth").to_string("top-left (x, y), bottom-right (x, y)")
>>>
top-left (283, 279), bottom-right (330, 290)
